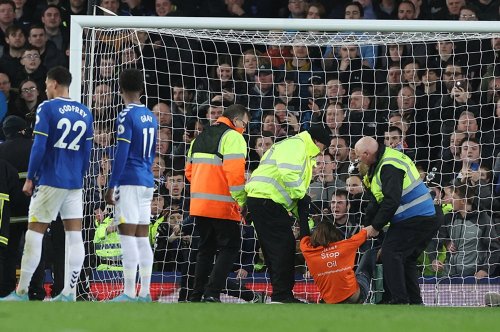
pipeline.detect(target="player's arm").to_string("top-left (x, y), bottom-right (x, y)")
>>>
top-left (105, 116), bottom-right (131, 204)
top-left (24, 107), bottom-right (49, 196)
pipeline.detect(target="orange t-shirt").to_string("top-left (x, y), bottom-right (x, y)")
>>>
top-left (300, 229), bottom-right (367, 304)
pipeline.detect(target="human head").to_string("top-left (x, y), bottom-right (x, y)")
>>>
top-left (151, 154), bottom-right (166, 178)
top-left (446, 0), bottom-right (465, 16)
top-left (348, 88), bottom-right (371, 111)
top-left (384, 126), bottom-right (403, 148)
top-left (155, 0), bottom-right (173, 16)
top-left (119, 68), bottom-right (143, 94)
top-left (451, 181), bottom-right (476, 212)
top-left (397, 85), bottom-right (416, 111)
top-left (324, 103), bottom-right (345, 131)
top-left (314, 151), bottom-right (336, 179)
top-left (171, 81), bottom-right (194, 107)
top-left (223, 103), bottom-right (249, 131)
top-left (254, 133), bottom-right (273, 158)
top-left (206, 102), bottom-right (224, 125)
top-left (459, 5), bottom-right (478, 21)
top-left (354, 136), bottom-right (379, 167)
top-left (326, 76), bottom-right (345, 99)
top-left (308, 75), bottom-right (325, 99)
top-left (0, 72), bottom-right (11, 97)
top-left (255, 63), bottom-right (274, 92)
top-left (459, 137), bottom-right (481, 165)
top-left (165, 169), bottom-right (185, 199)
top-left (152, 102), bottom-right (172, 126)
top-left (329, 136), bottom-right (350, 162)
top-left (262, 112), bottom-right (281, 137)
top-left (41, 5), bottom-right (62, 30)
top-left (19, 79), bottom-right (39, 103)
top-left (397, 1), bottom-right (416, 20)
top-left (344, 1), bottom-right (363, 19)
top-left (2, 115), bottom-right (27, 137)
top-left (28, 25), bottom-right (47, 50)
top-left (5, 25), bottom-right (25, 50)
top-left (92, 83), bottom-right (113, 109)
top-left (288, 0), bottom-right (307, 18)
top-left (157, 127), bottom-right (172, 155)
top-left (308, 124), bottom-right (331, 152)
top-left (456, 111), bottom-right (478, 136)
top-left (20, 47), bottom-right (41, 73)
top-left (330, 189), bottom-right (349, 224)
top-left (306, 1), bottom-right (325, 19)
top-left (100, 0), bottom-right (120, 15)
top-left (346, 175), bottom-right (363, 195)
top-left (150, 195), bottom-right (165, 215)
top-left (309, 221), bottom-right (343, 247)
top-left (402, 61), bottom-right (421, 85)
top-left (449, 130), bottom-right (467, 158)
top-left (0, 0), bottom-right (15, 26)
top-left (339, 45), bottom-right (359, 60)
top-left (46, 66), bottom-right (71, 99)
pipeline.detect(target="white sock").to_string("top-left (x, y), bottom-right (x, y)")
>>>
top-left (61, 231), bottom-right (85, 298)
top-left (120, 234), bottom-right (138, 298)
top-left (136, 236), bottom-right (153, 297)
top-left (17, 230), bottom-right (44, 295)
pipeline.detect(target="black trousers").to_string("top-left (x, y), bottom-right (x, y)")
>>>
top-left (247, 197), bottom-right (296, 302)
top-left (0, 222), bottom-right (45, 300)
top-left (381, 215), bottom-right (440, 304)
top-left (192, 217), bottom-right (241, 299)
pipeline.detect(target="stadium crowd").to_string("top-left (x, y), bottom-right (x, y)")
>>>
top-left (0, 0), bottom-right (500, 302)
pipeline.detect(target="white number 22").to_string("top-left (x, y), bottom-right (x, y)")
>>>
top-left (53, 118), bottom-right (87, 151)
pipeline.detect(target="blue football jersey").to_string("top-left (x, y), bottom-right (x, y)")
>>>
top-left (109, 104), bottom-right (157, 188)
top-left (29, 97), bottom-right (94, 189)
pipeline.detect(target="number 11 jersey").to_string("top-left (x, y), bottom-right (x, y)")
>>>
top-left (30, 97), bottom-right (94, 189)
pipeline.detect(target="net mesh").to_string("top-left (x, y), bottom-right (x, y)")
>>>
top-left (78, 26), bottom-right (500, 305)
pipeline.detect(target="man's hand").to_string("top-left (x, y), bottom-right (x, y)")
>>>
top-left (364, 225), bottom-right (379, 238)
top-left (474, 270), bottom-right (488, 279)
top-left (23, 179), bottom-right (34, 196)
top-left (431, 259), bottom-right (444, 272)
top-left (235, 268), bottom-right (248, 279)
top-left (105, 188), bottom-right (115, 205)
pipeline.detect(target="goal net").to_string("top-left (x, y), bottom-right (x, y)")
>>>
top-left (71, 16), bottom-right (500, 305)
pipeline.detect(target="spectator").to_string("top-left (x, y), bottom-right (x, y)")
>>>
top-left (0, 25), bottom-right (25, 85)
top-left (27, 24), bottom-right (67, 70)
top-left (345, 174), bottom-right (368, 220)
top-left (375, 63), bottom-right (403, 110)
top-left (0, 71), bottom-right (18, 116)
top-left (397, 0), bottom-right (416, 20)
top-left (469, 0), bottom-right (499, 21)
top-left (91, 83), bottom-right (116, 123)
top-left (440, 0), bottom-right (466, 20)
top-left (434, 182), bottom-right (500, 277)
top-left (323, 102), bottom-right (347, 137)
top-left (309, 151), bottom-right (346, 203)
top-left (307, 75), bottom-right (327, 120)
top-left (154, 0), bottom-right (181, 16)
top-left (0, 0), bottom-right (16, 56)
top-left (152, 102), bottom-right (172, 128)
top-left (305, 1), bottom-right (325, 19)
top-left (14, 47), bottom-right (47, 91)
top-left (345, 88), bottom-right (378, 144)
top-left (273, 101), bottom-right (300, 136)
top-left (41, 5), bottom-right (69, 52)
top-left (234, 49), bottom-right (261, 94)
top-left (325, 76), bottom-right (346, 106)
top-left (458, 5), bottom-right (479, 21)
top-left (163, 169), bottom-right (189, 212)
top-left (247, 62), bottom-right (275, 134)
top-left (248, 130), bottom-right (273, 171)
top-left (286, 0), bottom-right (307, 18)
top-left (12, 79), bottom-right (43, 133)
top-left (401, 60), bottom-right (424, 96)
top-left (336, 44), bottom-right (375, 95)
top-left (261, 111), bottom-right (286, 137)
top-left (99, 0), bottom-right (121, 15)
top-left (65, 0), bottom-right (87, 16)
top-left (328, 135), bottom-right (351, 181)
top-left (13, 0), bottom-right (34, 30)
top-left (121, 0), bottom-right (154, 16)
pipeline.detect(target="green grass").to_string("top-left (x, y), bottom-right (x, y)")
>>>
top-left (0, 302), bottom-right (498, 332)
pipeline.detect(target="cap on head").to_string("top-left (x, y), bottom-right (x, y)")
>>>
top-left (256, 63), bottom-right (272, 76)
top-left (2, 115), bottom-right (27, 137)
top-left (307, 124), bottom-right (331, 148)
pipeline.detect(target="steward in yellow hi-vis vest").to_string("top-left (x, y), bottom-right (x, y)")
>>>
top-left (185, 104), bottom-right (249, 302)
top-left (246, 125), bottom-right (331, 303)
top-left (354, 136), bottom-right (439, 305)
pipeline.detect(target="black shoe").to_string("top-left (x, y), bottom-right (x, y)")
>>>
top-left (188, 295), bottom-right (202, 303)
top-left (202, 296), bottom-right (221, 303)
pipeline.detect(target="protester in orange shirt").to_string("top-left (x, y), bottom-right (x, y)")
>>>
top-left (299, 220), bottom-right (377, 304)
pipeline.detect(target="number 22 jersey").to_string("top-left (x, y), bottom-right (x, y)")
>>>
top-left (28, 97), bottom-right (94, 189)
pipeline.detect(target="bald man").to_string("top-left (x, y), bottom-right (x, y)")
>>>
top-left (354, 136), bottom-right (438, 305)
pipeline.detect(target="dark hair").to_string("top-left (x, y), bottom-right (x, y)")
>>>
top-left (165, 169), bottom-right (185, 178)
top-left (28, 24), bottom-right (45, 35)
top-left (310, 221), bottom-right (344, 247)
top-left (5, 25), bottom-right (23, 37)
top-left (330, 135), bottom-right (350, 148)
top-left (459, 136), bottom-right (480, 148)
top-left (22, 46), bottom-right (40, 55)
top-left (43, 4), bottom-right (61, 17)
top-left (345, 1), bottom-right (364, 17)
top-left (399, 0), bottom-right (416, 12)
top-left (0, 0), bottom-right (15, 11)
top-left (119, 68), bottom-right (144, 93)
top-left (308, 1), bottom-right (326, 18)
top-left (334, 188), bottom-right (349, 201)
top-left (386, 125), bottom-right (403, 136)
top-left (222, 104), bottom-right (248, 121)
top-left (47, 66), bottom-right (72, 86)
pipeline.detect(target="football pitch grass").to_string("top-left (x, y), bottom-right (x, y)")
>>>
top-left (1, 302), bottom-right (498, 332)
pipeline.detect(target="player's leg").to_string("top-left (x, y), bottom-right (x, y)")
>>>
top-left (114, 186), bottom-right (139, 300)
top-left (15, 186), bottom-right (60, 298)
top-left (59, 189), bottom-right (86, 301)
top-left (135, 187), bottom-right (154, 301)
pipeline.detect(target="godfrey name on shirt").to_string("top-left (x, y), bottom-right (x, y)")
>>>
top-left (59, 104), bottom-right (88, 117)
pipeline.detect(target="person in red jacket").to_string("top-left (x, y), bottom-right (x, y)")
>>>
top-left (299, 213), bottom-right (377, 304)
